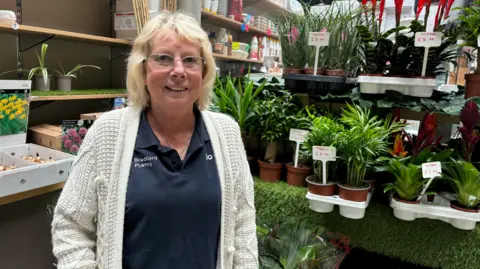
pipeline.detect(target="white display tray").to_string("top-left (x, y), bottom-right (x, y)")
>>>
top-left (390, 193), bottom-right (480, 230)
top-left (306, 189), bottom-right (374, 219)
top-left (358, 75), bottom-right (436, 97)
top-left (0, 144), bottom-right (75, 197)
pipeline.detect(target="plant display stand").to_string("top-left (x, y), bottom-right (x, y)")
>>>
top-left (358, 76), bottom-right (436, 97)
top-left (390, 193), bottom-right (480, 230)
top-left (306, 188), bottom-right (374, 219)
top-left (284, 74), bottom-right (357, 95)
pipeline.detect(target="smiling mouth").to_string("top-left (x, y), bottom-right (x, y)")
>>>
top-left (165, 86), bottom-right (189, 92)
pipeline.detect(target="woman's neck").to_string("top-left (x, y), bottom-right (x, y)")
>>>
top-left (148, 105), bottom-right (195, 138)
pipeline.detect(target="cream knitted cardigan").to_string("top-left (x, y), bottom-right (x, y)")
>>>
top-left (51, 106), bottom-right (258, 269)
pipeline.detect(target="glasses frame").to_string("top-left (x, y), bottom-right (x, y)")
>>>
top-left (145, 53), bottom-right (207, 71)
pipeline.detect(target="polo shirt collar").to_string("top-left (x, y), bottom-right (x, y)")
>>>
top-left (135, 105), bottom-right (209, 150)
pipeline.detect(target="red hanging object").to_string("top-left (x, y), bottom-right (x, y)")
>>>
top-left (444, 0), bottom-right (456, 19)
top-left (379, 0), bottom-right (386, 30)
top-left (416, 0), bottom-right (425, 19)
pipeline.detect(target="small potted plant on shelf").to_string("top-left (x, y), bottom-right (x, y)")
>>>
top-left (303, 115), bottom-right (345, 195)
top-left (53, 63), bottom-right (101, 91)
top-left (337, 104), bottom-right (403, 202)
top-left (442, 160), bottom-right (480, 213)
top-left (274, 13), bottom-right (307, 74)
top-left (251, 92), bottom-right (300, 182)
top-left (454, 0), bottom-right (480, 98)
top-left (29, 43), bottom-right (51, 91)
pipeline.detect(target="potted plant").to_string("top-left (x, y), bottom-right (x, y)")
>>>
top-left (454, 0), bottom-right (480, 98)
top-left (53, 63), bottom-right (101, 91)
top-left (28, 43), bottom-right (51, 91)
top-left (303, 115), bottom-right (345, 195)
top-left (274, 13), bottom-right (308, 74)
top-left (384, 159), bottom-right (428, 204)
top-left (337, 104), bottom-right (403, 202)
top-left (456, 100), bottom-right (480, 163)
top-left (251, 92), bottom-right (300, 182)
top-left (442, 160), bottom-right (480, 213)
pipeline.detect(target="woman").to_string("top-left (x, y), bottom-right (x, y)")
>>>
top-left (51, 10), bottom-right (258, 269)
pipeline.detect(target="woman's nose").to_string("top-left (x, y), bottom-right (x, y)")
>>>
top-left (170, 60), bottom-right (186, 78)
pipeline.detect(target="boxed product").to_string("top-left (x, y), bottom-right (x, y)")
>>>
top-left (0, 80), bottom-right (75, 198)
top-left (28, 124), bottom-right (62, 151)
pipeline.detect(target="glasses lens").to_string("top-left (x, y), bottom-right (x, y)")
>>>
top-left (150, 54), bottom-right (174, 67)
top-left (182, 56), bottom-right (203, 68)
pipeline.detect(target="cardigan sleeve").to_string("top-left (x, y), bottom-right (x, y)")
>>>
top-left (232, 124), bottom-right (259, 268)
top-left (51, 123), bottom-right (99, 269)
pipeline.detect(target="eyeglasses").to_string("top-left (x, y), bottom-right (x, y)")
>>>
top-left (146, 54), bottom-right (206, 70)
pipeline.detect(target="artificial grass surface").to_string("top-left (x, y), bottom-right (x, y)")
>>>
top-left (31, 89), bottom-right (127, 96)
top-left (254, 179), bottom-right (480, 269)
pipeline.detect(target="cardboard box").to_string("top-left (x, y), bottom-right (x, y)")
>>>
top-left (80, 112), bottom-right (105, 121)
top-left (116, 0), bottom-right (134, 12)
top-left (28, 124), bottom-right (62, 151)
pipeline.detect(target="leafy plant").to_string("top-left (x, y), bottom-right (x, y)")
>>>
top-left (442, 160), bottom-right (480, 209)
top-left (404, 112), bottom-right (442, 163)
top-left (274, 13), bottom-right (308, 69)
top-left (303, 116), bottom-right (345, 183)
top-left (28, 43), bottom-right (50, 85)
top-left (251, 92), bottom-right (301, 163)
top-left (453, 0), bottom-right (480, 75)
top-left (384, 158), bottom-right (429, 201)
top-left (457, 100), bottom-right (480, 162)
top-left (257, 218), bottom-right (343, 269)
top-left (339, 104), bottom-right (404, 187)
top-left (52, 63), bottom-right (101, 78)
top-left (212, 75), bottom-right (266, 135)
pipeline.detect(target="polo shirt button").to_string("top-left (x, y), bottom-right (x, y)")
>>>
top-left (228, 246), bottom-right (235, 253)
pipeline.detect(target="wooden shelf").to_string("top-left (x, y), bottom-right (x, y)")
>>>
top-left (30, 93), bottom-right (128, 102)
top-left (213, 53), bottom-right (263, 64)
top-left (201, 10), bottom-right (278, 39)
top-left (243, 0), bottom-right (294, 18)
top-left (0, 22), bottom-right (131, 46)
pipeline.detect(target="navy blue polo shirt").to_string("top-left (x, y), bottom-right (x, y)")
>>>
top-left (123, 107), bottom-right (221, 269)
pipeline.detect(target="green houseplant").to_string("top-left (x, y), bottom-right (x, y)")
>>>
top-left (442, 160), bottom-right (480, 212)
top-left (338, 104), bottom-right (403, 202)
top-left (251, 92), bottom-right (300, 182)
top-left (384, 159), bottom-right (429, 202)
top-left (303, 116), bottom-right (345, 196)
top-left (274, 13), bottom-right (308, 73)
top-left (454, 0), bottom-right (480, 98)
top-left (53, 63), bottom-right (101, 91)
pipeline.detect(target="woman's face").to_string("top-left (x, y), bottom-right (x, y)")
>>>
top-left (145, 30), bottom-right (203, 111)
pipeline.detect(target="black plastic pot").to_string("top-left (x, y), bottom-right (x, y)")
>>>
top-left (283, 74), bottom-right (356, 95)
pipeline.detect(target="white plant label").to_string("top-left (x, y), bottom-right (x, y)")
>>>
top-left (414, 32), bottom-right (442, 47)
top-left (114, 12), bottom-right (136, 30)
top-left (308, 32), bottom-right (330, 47)
top-left (289, 129), bottom-right (309, 143)
top-left (312, 146), bottom-right (336, 161)
top-left (422, 161), bottom-right (442, 178)
top-left (478, 34), bottom-right (480, 47)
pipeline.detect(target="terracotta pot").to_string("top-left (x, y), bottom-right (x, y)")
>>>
top-left (284, 68), bottom-right (302, 74)
top-left (257, 160), bottom-right (283, 182)
top-left (304, 67), bottom-right (325, 75)
top-left (285, 163), bottom-right (312, 186)
top-left (393, 196), bottom-right (421, 204)
top-left (465, 74), bottom-right (480, 99)
top-left (337, 183), bottom-right (370, 202)
top-left (306, 175), bottom-right (337, 196)
top-left (325, 69), bottom-right (346, 77)
top-left (450, 200), bottom-right (480, 213)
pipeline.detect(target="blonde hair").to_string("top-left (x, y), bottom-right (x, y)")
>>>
top-left (126, 10), bottom-right (216, 110)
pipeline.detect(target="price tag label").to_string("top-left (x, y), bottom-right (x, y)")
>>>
top-left (422, 162), bottom-right (442, 178)
top-left (114, 12), bottom-right (136, 30)
top-left (289, 129), bottom-right (309, 143)
top-left (415, 32), bottom-right (442, 47)
top-left (312, 146), bottom-right (336, 161)
top-left (308, 32), bottom-right (330, 47)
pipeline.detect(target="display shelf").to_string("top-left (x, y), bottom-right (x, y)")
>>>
top-left (201, 10), bottom-right (279, 39)
top-left (0, 182), bottom-right (64, 206)
top-left (243, 0), bottom-right (295, 17)
top-left (0, 22), bottom-right (131, 46)
top-left (29, 89), bottom-right (128, 101)
top-left (255, 179), bottom-right (480, 269)
top-left (213, 53), bottom-right (263, 64)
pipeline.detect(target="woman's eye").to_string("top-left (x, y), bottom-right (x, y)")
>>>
top-left (184, 57), bottom-right (197, 64)
top-left (158, 55), bottom-right (171, 61)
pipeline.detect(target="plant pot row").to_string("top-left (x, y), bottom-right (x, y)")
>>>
top-left (306, 175), bottom-right (373, 203)
top-left (257, 160), bottom-right (312, 187)
top-left (33, 75), bottom-right (74, 91)
top-left (285, 67), bottom-right (348, 77)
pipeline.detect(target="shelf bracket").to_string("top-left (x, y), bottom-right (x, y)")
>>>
top-left (19, 34), bottom-right (56, 53)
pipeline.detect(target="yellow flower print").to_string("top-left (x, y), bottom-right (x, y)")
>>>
top-left (5, 109), bottom-right (11, 115)
top-left (9, 114), bottom-right (15, 120)
top-left (19, 114), bottom-right (26, 120)
top-left (16, 109), bottom-right (24, 116)
top-left (0, 114), bottom-right (4, 119)
top-left (1, 99), bottom-right (8, 104)
top-left (9, 95), bottom-right (17, 101)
